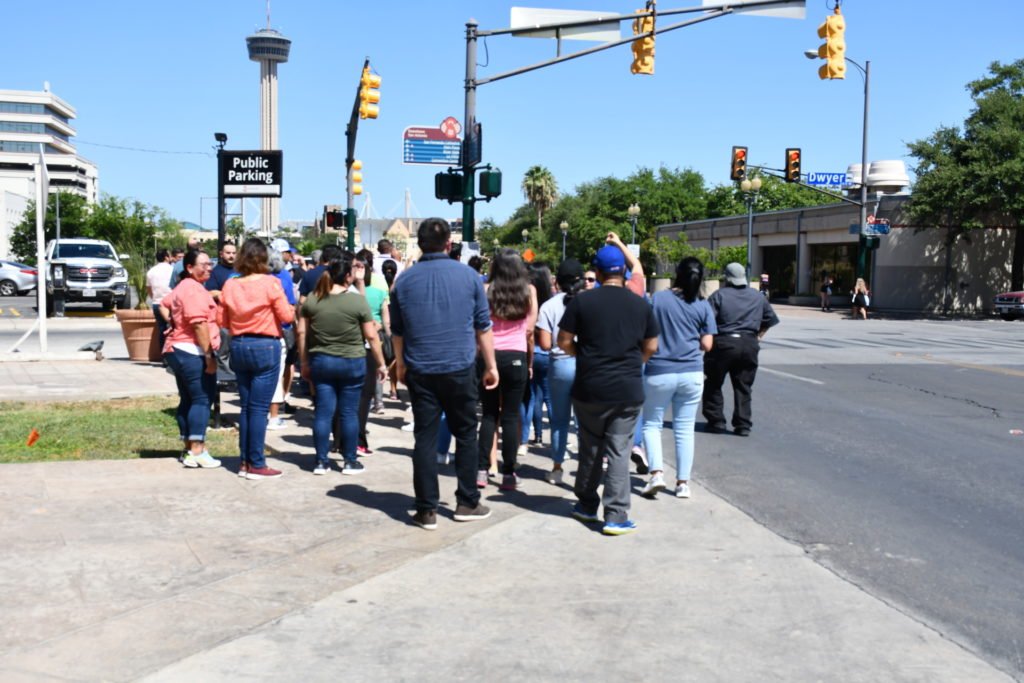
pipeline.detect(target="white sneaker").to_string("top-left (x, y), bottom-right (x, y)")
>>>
top-left (266, 417), bottom-right (287, 430)
top-left (517, 444), bottom-right (528, 457)
top-left (437, 452), bottom-right (452, 465)
top-left (546, 468), bottom-right (563, 485)
top-left (675, 483), bottom-right (691, 499)
top-left (313, 464), bottom-right (329, 476)
top-left (193, 451), bottom-right (222, 468)
top-left (401, 422), bottom-right (415, 432)
top-left (640, 473), bottom-right (666, 498)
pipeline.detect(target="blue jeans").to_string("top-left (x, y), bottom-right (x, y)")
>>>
top-left (311, 353), bottom-right (365, 466)
top-left (164, 348), bottom-right (215, 442)
top-left (520, 349), bottom-right (550, 443)
top-left (641, 371), bottom-right (704, 480)
top-left (548, 356), bottom-right (576, 465)
top-left (230, 336), bottom-right (281, 469)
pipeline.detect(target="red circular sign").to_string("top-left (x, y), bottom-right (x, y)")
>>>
top-left (439, 116), bottom-right (462, 139)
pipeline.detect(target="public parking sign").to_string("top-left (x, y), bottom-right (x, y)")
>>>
top-left (403, 125), bottom-right (462, 165)
top-left (220, 150), bottom-right (282, 197)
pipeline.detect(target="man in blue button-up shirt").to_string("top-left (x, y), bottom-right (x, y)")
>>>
top-left (390, 218), bottom-right (498, 530)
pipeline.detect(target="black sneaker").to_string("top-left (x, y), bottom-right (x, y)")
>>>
top-left (453, 503), bottom-right (492, 522)
top-left (342, 459), bottom-right (366, 475)
top-left (412, 509), bottom-right (437, 530)
top-left (706, 423), bottom-right (729, 434)
top-left (734, 427), bottom-right (751, 437)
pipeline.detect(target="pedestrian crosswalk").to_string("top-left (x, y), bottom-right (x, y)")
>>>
top-left (765, 336), bottom-right (1024, 351)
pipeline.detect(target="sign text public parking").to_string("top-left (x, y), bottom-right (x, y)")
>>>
top-left (220, 151), bottom-right (283, 197)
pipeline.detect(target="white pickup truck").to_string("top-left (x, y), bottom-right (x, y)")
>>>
top-left (45, 238), bottom-right (130, 312)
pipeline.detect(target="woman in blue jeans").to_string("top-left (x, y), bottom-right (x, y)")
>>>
top-left (536, 258), bottom-right (586, 485)
top-left (298, 251), bottom-right (386, 475)
top-left (520, 263), bottom-right (553, 451)
top-left (640, 257), bottom-right (717, 499)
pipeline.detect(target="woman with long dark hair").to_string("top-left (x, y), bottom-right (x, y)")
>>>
top-left (159, 249), bottom-right (221, 469)
top-left (639, 257), bottom-right (717, 499)
top-left (477, 247), bottom-right (536, 491)
top-left (536, 258), bottom-right (586, 484)
top-left (298, 251), bottom-right (387, 475)
top-left (520, 263), bottom-right (554, 453)
top-left (221, 237), bottom-right (295, 479)
top-left (354, 249), bottom-right (390, 453)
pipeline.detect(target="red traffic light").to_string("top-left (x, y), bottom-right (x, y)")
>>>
top-left (785, 148), bottom-right (802, 183)
top-left (730, 146), bottom-right (748, 181)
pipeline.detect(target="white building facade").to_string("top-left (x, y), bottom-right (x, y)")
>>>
top-left (0, 87), bottom-right (98, 258)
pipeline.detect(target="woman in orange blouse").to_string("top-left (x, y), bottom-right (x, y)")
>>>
top-left (221, 238), bottom-right (295, 479)
top-left (159, 249), bottom-right (222, 469)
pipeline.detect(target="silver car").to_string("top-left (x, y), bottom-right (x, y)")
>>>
top-left (0, 260), bottom-right (38, 296)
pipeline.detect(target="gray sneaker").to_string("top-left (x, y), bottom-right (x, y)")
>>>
top-left (453, 503), bottom-right (492, 522)
top-left (412, 509), bottom-right (437, 530)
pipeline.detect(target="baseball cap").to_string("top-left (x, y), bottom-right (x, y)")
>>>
top-left (556, 258), bottom-right (583, 280)
top-left (723, 262), bottom-right (748, 286)
top-left (592, 245), bottom-right (625, 274)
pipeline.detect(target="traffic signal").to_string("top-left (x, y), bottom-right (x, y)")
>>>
top-left (785, 148), bottom-right (802, 183)
top-left (479, 169), bottom-right (502, 199)
top-left (435, 171), bottom-right (462, 203)
top-left (815, 7), bottom-right (846, 80)
top-left (859, 234), bottom-right (880, 250)
top-left (351, 159), bottom-right (363, 195)
top-left (730, 146), bottom-right (748, 181)
top-left (359, 67), bottom-right (382, 119)
top-left (324, 209), bottom-right (344, 228)
top-left (630, 8), bottom-right (655, 75)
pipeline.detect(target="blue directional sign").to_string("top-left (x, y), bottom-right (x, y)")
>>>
top-left (403, 126), bottom-right (461, 166)
top-left (864, 218), bottom-right (891, 235)
top-left (807, 171), bottom-right (847, 186)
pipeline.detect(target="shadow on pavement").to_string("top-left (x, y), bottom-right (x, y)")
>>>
top-left (327, 484), bottom-right (417, 526)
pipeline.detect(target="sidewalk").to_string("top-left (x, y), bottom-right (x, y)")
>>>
top-left (0, 377), bottom-right (1012, 681)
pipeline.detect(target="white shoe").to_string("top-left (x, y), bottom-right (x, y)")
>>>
top-left (313, 464), bottom-right (329, 476)
top-left (517, 444), bottom-right (528, 457)
top-left (640, 473), bottom-right (666, 498)
top-left (546, 469), bottom-right (563, 485)
top-left (266, 417), bottom-right (287, 430)
top-left (675, 483), bottom-right (691, 499)
top-left (401, 422), bottom-right (415, 432)
top-left (436, 452), bottom-right (452, 465)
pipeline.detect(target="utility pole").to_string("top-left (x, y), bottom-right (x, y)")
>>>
top-left (462, 20), bottom-right (479, 244)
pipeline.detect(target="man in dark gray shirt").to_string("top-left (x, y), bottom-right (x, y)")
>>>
top-left (702, 262), bottom-right (780, 437)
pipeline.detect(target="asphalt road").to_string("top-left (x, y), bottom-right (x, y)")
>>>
top-left (683, 317), bottom-right (1024, 679)
top-left (0, 294), bottom-right (111, 318)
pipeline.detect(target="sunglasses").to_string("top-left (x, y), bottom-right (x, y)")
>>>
top-left (584, 277), bottom-right (596, 282)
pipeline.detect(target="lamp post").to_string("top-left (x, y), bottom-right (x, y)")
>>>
top-left (214, 132), bottom-right (228, 251)
top-left (521, 228), bottom-right (529, 245)
top-left (492, 238), bottom-right (500, 253)
top-left (805, 51), bottom-right (870, 277)
top-left (740, 177), bottom-right (762, 282)
top-left (560, 220), bottom-right (568, 260)
top-left (627, 203), bottom-right (640, 244)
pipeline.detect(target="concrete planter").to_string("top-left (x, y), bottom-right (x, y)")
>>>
top-left (115, 308), bottom-right (162, 362)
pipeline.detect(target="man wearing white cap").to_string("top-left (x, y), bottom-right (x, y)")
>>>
top-left (702, 262), bottom-right (779, 437)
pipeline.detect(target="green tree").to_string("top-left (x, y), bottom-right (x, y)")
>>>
top-left (521, 165), bottom-right (558, 234)
top-left (908, 59), bottom-right (1024, 289)
top-left (10, 192), bottom-right (92, 265)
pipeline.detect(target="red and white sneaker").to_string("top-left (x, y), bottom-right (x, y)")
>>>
top-left (246, 466), bottom-right (282, 480)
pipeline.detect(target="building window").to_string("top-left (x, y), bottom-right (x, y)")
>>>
top-left (810, 244), bottom-right (856, 295)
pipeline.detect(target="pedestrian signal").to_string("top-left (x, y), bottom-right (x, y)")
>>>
top-left (730, 146), bottom-right (748, 182)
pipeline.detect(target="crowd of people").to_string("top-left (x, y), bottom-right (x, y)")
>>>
top-left (147, 220), bottom-right (780, 537)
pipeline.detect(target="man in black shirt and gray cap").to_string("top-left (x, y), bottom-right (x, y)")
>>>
top-left (703, 262), bottom-right (780, 437)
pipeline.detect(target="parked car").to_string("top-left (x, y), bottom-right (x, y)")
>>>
top-left (0, 260), bottom-right (38, 296)
top-left (993, 290), bottom-right (1024, 320)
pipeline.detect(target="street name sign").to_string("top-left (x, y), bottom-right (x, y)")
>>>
top-left (403, 126), bottom-right (462, 166)
top-left (864, 217), bottom-right (891, 235)
top-left (807, 171), bottom-right (847, 186)
top-left (220, 150), bottom-right (282, 197)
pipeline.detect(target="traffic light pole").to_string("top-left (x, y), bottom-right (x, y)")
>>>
top-left (462, 21), bottom-right (478, 244)
top-left (855, 59), bottom-right (870, 279)
top-left (344, 58), bottom-right (370, 252)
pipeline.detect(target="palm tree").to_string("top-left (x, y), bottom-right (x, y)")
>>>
top-left (521, 166), bottom-right (558, 234)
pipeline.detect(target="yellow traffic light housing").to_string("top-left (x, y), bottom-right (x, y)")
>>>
top-left (730, 146), bottom-right (748, 182)
top-left (630, 6), bottom-right (655, 75)
top-left (815, 7), bottom-right (846, 80)
top-left (359, 68), bottom-right (382, 119)
top-left (352, 159), bottom-right (364, 195)
top-left (785, 148), bottom-right (802, 183)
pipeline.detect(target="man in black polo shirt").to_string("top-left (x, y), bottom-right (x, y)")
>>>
top-left (557, 245), bottom-right (659, 536)
top-left (702, 262), bottom-right (780, 437)
top-left (299, 245), bottom-right (341, 302)
top-left (205, 241), bottom-right (237, 297)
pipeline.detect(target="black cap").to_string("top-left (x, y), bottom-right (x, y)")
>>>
top-left (557, 258), bottom-right (583, 280)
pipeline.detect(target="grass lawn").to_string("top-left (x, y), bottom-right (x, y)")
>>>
top-left (0, 396), bottom-right (238, 463)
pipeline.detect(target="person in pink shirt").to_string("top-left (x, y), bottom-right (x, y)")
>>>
top-left (220, 238), bottom-right (296, 479)
top-left (159, 250), bottom-right (222, 469)
top-left (477, 248), bottom-right (537, 491)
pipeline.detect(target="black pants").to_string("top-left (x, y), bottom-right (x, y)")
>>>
top-left (702, 335), bottom-right (760, 430)
top-left (405, 364), bottom-right (481, 513)
top-left (478, 350), bottom-right (529, 474)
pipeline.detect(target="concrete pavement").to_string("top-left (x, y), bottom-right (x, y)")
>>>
top-left (0, 308), bottom-right (1015, 681)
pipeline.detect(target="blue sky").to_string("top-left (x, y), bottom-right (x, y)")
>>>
top-left (4, 0), bottom-right (1022, 230)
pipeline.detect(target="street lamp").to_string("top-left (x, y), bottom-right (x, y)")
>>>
top-left (213, 132), bottom-right (228, 251)
top-left (560, 220), bottom-right (568, 260)
top-left (740, 177), bottom-right (762, 282)
top-left (805, 50), bottom-right (870, 277)
top-left (521, 228), bottom-right (529, 244)
top-left (627, 203), bottom-right (640, 244)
